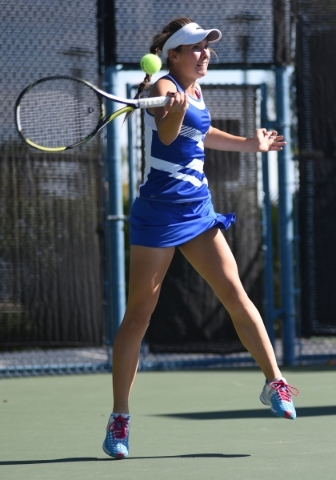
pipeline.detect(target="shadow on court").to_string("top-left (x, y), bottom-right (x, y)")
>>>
top-left (0, 453), bottom-right (250, 466)
top-left (155, 405), bottom-right (336, 420)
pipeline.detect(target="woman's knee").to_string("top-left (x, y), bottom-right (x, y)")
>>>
top-left (121, 301), bottom-right (156, 333)
top-left (217, 281), bottom-right (252, 315)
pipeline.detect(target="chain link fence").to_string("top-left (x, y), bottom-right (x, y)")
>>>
top-left (106, 0), bottom-right (294, 67)
top-left (295, 0), bottom-right (336, 360)
top-left (0, 1), bottom-right (106, 371)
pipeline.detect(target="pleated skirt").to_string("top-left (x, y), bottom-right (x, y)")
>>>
top-left (130, 196), bottom-right (236, 247)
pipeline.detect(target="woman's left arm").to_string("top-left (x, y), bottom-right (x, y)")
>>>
top-left (204, 126), bottom-right (286, 153)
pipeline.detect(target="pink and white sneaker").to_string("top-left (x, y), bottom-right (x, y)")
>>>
top-left (260, 378), bottom-right (299, 419)
top-left (103, 413), bottom-right (130, 459)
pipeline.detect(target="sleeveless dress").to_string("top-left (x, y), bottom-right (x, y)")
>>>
top-left (130, 74), bottom-right (235, 247)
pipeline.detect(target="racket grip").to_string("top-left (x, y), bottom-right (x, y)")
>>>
top-left (137, 96), bottom-right (169, 108)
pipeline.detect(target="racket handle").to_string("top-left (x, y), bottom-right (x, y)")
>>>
top-left (137, 96), bottom-right (170, 109)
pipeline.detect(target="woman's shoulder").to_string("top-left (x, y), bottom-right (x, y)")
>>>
top-left (150, 75), bottom-right (178, 97)
top-left (155, 74), bottom-right (178, 88)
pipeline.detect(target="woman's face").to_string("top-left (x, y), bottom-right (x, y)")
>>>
top-left (171, 40), bottom-right (211, 78)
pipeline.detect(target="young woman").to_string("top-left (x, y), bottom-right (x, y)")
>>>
top-left (103, 17), bottom-right (299, 459)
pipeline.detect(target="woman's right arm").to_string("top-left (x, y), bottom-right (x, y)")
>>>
top-left (148, 79), bottom-right (188, 145)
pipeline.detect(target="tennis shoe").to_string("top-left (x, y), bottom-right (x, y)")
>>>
top-left (103, 413), bottom-right (130, 459)
top-left (260, 378), bottom-right (299, 419)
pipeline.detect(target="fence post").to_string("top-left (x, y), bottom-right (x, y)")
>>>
top-left (275, 66), bottom-right (296, 365)
top-left (126, 83), bottom-right (137, 207)
top-left (103, 65), bottom-right (126, 346)
top-left (260, 84), bottom-right (276, 347)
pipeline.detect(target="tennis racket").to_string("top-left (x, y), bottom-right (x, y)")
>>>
top-left (15, 76), bottom-right (169, 152)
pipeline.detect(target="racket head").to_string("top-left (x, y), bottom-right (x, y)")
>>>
top-left (15, 76), bottom-right (105, 152)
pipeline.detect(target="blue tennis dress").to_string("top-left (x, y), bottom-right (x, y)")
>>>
top-left (130, 74), bottom-right (235, 247)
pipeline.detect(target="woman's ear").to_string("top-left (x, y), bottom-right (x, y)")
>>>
top-left (167, 50), bottom-right (179, 63)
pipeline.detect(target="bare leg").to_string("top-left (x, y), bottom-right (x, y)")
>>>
top-left (112, 245), bottom-right (175, 413)
top-left (179, 228), bottom-right (281, 381)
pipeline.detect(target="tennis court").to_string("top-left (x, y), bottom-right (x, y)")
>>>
top-left (1, 366), bottom-right (335, 480)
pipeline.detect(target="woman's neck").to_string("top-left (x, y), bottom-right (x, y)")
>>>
top-left (168, 71), bottom-right (199, 98)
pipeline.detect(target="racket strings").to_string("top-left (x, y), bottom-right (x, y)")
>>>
top-left (19, 79), bottom-right (102, 148)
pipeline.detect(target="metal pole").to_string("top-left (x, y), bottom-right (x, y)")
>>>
top-left (260, 83), bottom-right (276, 347)
top-left (275, 66), bottom-right (296, 365)
top-left (126, 83), bottom-right (137, 207)
top-left (104, 65), bottom-right (126, 344)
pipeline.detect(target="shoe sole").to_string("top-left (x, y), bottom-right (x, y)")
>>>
top-left (260, 392), bottom-right (296, 419)
top-left (102, 442), bottom-right (128, 459)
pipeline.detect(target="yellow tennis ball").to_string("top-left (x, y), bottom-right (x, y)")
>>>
top-left (140, 54), bottom-right (162, 75)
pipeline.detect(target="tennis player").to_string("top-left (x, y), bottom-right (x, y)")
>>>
top-left (103, 17), bottom-right (299, 459)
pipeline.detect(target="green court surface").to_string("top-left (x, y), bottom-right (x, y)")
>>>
top-left (1, 366), bottom-right (335, 480)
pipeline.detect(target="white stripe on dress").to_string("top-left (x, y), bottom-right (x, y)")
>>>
top-left (149, 156), bottom-right (208, 187)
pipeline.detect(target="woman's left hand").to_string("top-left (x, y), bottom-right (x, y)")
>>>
top-left (255, 129), bottom-right (287, 152)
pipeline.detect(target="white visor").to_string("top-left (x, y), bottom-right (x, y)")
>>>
top-left (162, 22), bottom-right (222, 57)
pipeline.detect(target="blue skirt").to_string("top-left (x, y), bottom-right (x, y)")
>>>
top-left (130, 196), bottom-right (236, 247)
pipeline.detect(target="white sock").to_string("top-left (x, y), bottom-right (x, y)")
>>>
top-left (111, 413), bottom-right (130, 418)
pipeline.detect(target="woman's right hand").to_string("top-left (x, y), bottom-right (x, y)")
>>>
top-left (165, 91), bottom-right (189, 113)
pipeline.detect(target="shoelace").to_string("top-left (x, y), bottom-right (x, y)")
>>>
top-left (108, 415), bottom-right (129, 440)
top-left (269, 380), bottom-right (299, 402)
